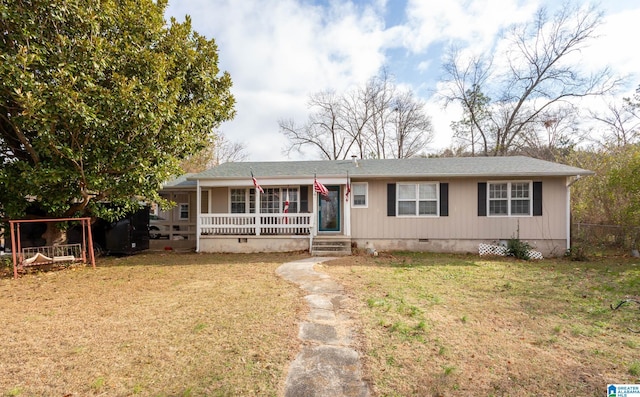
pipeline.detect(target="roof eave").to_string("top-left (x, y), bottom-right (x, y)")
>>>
top-left (187, 171), bottom-right (595, 181)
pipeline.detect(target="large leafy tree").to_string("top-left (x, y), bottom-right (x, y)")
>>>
top-left (0, 0), bottom-right (235, 228)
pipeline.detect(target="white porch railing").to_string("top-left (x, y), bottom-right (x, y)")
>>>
top-left (200, 213), bottom-right (311, 236)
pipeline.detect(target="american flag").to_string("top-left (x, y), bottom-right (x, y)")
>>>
top-left (251, 171), bottom-right (264, 194)
top-left (283, 190), bottom-right (289, 224)
top-left (283, 190), bottom-right (289, 213)
top-left (314, 176), bottom-right (329, 196)
top-left (345, 172), bottom-right (351, 202)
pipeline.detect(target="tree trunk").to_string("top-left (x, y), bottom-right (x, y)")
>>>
top-left (42, 223), bottom-right (67, 246)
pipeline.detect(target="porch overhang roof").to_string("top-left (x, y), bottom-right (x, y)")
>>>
top-left (161, 173), bottom-right (197, 191)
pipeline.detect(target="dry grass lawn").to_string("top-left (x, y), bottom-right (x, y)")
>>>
top-left (321, 252), bottom-right (640, 397)
top-left (2, 251), bottom-right (639, 397)
top-left (0, 252), bottom-right (308, 397)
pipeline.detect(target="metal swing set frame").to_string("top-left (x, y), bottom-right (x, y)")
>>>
top-left (8, 217), bottom-right (96, 279)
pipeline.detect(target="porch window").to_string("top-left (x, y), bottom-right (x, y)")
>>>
top-left (351, 183), bottom-right (367, 207)
top-left (249, 189), bottom-right (256, 213)
top-left (261, 188), bottom-right (280, 213)
top-left (230, 187), bottom-right (299, 213)
top-left (230, 189), bottom-right (247, 213)
top-left (281, 188), bottom-right (299, 213)
top-left (488, 181), bottom-right (531, 216)
top-left (261, 187), bottom-right (299, 213)
top-left (179, 203), bottom-right (189, 220)
top-left (397, 182), bottom-right (438, 216)
top-left (230, 188), bottom-right (257, 214)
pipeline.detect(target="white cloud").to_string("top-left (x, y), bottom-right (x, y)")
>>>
top-left (579, 7), bottom-right (640, 85)
top-left (165, 0), bottom-right (640, 160)
top-left (167, 0), bottom-right (392, 160)
top-left (402, 0), bottom-right (539, 53)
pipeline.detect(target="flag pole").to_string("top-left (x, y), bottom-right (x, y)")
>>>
top-left (345, 170), bottom-right (350, 202)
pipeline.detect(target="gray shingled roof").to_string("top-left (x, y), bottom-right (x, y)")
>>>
top-left (188, 156), bottom-right (593, 180)
top-left (163, 173), bottom-right (197, 189)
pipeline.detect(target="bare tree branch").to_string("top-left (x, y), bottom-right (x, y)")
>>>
top-left (280, 72), bottom-right (434, 159)
top-left (441, 2), bottom-right (622, 157)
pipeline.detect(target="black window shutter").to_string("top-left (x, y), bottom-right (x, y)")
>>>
top-left (478, 182), bottom-right (487, 216)
top-left (300, 186), bottom-right (308, 213)
top-left (387, 183), bottom-right (396, 216)
top-left (533, 181), bottom-right (542, 216)
top-left (440, 183), bottom-right (449, 216)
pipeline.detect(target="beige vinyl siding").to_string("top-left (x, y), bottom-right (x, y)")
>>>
top-left (350, 177), bottom-right (567, 241)
top-left (210, 187), bottom-right (229, 213)
top-left (159, 192), bottom-right (197, 222)
top-left (200, 190), bottom-right (208, 213)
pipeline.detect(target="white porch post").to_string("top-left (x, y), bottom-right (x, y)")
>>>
top-left (207, 187), bottom-right (212, 213)
top-left (312, 187), bottom-right (318, 237)
top-left (255, 189), bottom-right (261, 236)
top-left (196, 181), bottom-right (201, 253)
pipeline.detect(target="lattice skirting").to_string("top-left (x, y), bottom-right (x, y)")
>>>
top-left (478, 243), bottom-right (543, 260)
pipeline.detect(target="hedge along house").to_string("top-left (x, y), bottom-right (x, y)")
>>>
top-left (171, 156), bottom-right (593, 256)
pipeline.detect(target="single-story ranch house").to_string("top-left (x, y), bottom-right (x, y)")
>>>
top-left (152, 156), bottom-right (593, 257)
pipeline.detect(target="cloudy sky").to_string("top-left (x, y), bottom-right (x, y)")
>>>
top-left (165, 0), bottom-right (640, 161)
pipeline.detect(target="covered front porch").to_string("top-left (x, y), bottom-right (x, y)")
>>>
top-left (194, 177), bottom-right (352, 253)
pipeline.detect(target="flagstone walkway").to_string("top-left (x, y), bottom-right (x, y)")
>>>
top-left (276, 257), bottom-right (370, 397)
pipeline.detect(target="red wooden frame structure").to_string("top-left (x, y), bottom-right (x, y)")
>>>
top-left (9, 217), bottom-right (96, 279)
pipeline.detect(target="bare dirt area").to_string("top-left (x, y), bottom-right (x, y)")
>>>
top-left (0, 252), bottom-right (308, 397)
top-left (321, 252), bottom-right (640, 397)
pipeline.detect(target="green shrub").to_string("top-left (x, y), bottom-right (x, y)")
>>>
top-left (507, 238), bottom-right (531, 260)
top-left (1, 255), bottom-right (12, 271)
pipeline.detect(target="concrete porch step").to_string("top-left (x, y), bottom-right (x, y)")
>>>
top-left (312, 237), bottom-right (352, 256)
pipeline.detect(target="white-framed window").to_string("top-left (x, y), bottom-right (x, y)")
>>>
top-left (260, 188), bottom-right (280, 213)
top-left (249, 189), bottom-right (256, 213)
top-left (229, 187), bottom-right (298, 214)
top-left (281, 187), bottom-right (298, 213)
top-left (396, 182), bottom-right (439, 217)
top-left (261, 187), bottom-right (299, 213)
top-left (179, 203), bottom-right (189, 220)
top-left (230, 188), bottom-right (247, 214)
top-left (488, 181), bottom-right (532, 216)
top-left (351, 182), bottom-right (368, 208)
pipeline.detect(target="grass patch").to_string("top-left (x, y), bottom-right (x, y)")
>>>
top-left (90, 377), bottom-right (105, 392)
top-left (323, 251), bottom-right (640, 397)
top-left (5, 387), bottom-right (21, 396)
top-left (0, 252), bottom-right (307, 396)
top-left (630, 361), bottom-right (640, 377)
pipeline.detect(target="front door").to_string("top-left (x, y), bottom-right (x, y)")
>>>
top-left (318, 185), bottom-right (340, 232)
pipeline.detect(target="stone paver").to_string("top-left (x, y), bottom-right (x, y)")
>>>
top-left (276, 257), bottom-right (369, 397)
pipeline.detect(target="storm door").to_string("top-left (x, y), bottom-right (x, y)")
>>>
top-left (318, 186), bottom-right (340, 232)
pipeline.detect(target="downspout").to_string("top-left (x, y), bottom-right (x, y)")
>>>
top-left (566, 175), bottom-right (582, 252)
